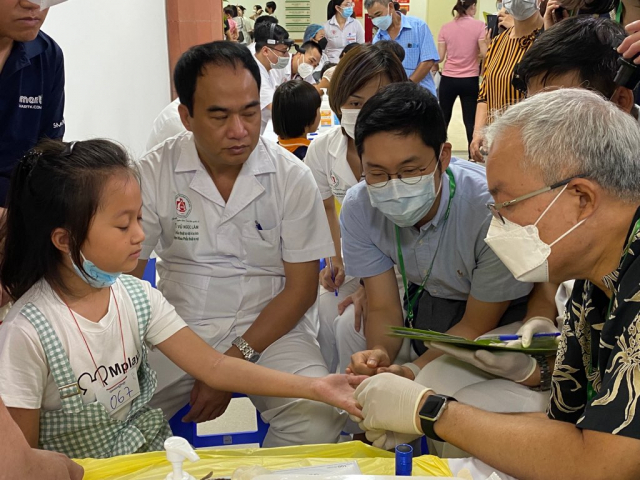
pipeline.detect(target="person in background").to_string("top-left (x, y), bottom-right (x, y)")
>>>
top-left (469, 0), bottom-right (543, 163)
top-left (324, 0), bottom-right (365, 63)
top-left (253, 22), bottom-right (292, 134)
top-left (1, 399), bottom-right (82, 479)
top-left (235, 5), bottom-right (253, 44)
top-left (265, 1), bottom-right (277, 18)
top-left (365, 0), bottom-right (440, 97)
top-left (273, 80), bottom-right (321, 160)
top-left (354, 87), bottom-right (640, 480)
top-left (251, 4), bottom-right (265, 19)
top-left (224, 6), bottom-right (239, 42)
top-left (304, 24), bottom-right (330, 75)
top-left (438, 0), bottom-right (488, 152)
top-left (134, 41), bottom-right (350, 446)
top-left (305, 44), bottom-right (408, 375)
top-left (315, 42), bottom-right (361, 96)
top-left (285, 41), bottom-right (323, 83)
top-left (0, 0), bottom-right (65, 210)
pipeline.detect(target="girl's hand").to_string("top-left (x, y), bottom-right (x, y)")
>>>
top-left (311, 374), bottom-right (367, 418)
top-left (543, 0), bottom-right (568, 31)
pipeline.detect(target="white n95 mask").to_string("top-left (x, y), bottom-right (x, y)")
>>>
top-left (368, 168), bottom-right (442, 228)
top-left (484, 185), bottom-right (585, 283)
top-left (297, 60), bottom-right (315, 79)
top-left (340, 109), bottom-right (360, 139)
top-left (38, 0), bottom-right (67, 9)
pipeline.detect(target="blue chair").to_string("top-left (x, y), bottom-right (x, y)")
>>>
top-left (168, 393), bottom-right (269, 448)
top-left (142, 257), bottom-right (157, 288)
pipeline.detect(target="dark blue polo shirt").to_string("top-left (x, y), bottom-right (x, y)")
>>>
top-left (0, 30), bottom-right (65, 206)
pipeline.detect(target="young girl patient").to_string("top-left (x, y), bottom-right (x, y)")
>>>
top-left (0, 139), bottom-right (361, 459)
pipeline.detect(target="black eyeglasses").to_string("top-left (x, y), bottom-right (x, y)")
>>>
top-left (487, 174), bottom-right (587, 224)
top-left (364, 156), bottom-right (439, 188)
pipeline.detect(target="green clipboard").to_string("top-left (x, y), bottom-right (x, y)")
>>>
top-left (389, 326), bottom-right (559, 355)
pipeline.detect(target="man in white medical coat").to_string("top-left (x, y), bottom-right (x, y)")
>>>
top-left (134, 41), bottom-right (346, 446)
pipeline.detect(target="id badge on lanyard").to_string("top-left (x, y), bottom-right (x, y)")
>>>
top-left (95, 368), bottom-right (141, 414)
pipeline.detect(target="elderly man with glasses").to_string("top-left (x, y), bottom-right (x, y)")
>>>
top-left (355, 86), bottom-right (640, 479)
top-left (339, 82), bottom-right (546, 447)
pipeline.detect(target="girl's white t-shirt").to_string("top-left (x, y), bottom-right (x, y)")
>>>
top-left (0, 277), bottom-right (187, 421)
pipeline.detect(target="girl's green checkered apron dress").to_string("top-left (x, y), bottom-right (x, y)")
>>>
top-left (21, 275), bottom-right (171, 459)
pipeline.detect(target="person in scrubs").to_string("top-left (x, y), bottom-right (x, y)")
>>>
top-left (324, 0), bottom-right (365, 63)
top-left (134, 41), bottom-right (346, 447)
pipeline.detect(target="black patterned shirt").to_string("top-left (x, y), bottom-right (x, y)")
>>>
top-left (548, 207), bottom-right (640, 438)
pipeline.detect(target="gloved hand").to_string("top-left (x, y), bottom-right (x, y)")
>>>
top-left (505, 316), bottom-right (560, 349)
top-left (365, 429), bottom-right (421, 451)
top-left (354, 373), bottom-right (431, 434)
top-left (425, 342), bottom-right (537, 383)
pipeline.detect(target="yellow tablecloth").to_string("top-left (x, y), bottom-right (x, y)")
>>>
top-left (76, 441), bottom-right (453, 479)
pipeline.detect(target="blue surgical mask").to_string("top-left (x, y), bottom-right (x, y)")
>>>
top-left (340, 6), bottom-right (354, 18)
top-left (71, 252), bottom-right (122, 288)
top-left (372, 7), bottom-right (393, 31)
top-left (367, 162), bottom-right (442, 228)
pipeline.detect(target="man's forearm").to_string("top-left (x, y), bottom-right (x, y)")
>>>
top-left (430, 400), bottom-right (614, 480)
top-left (410, 60), bottom-right (435, 84)
top-left (366, 308), bottom-right (403, 361)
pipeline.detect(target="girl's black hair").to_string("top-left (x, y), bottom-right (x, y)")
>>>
top-left (272, 80), bottom-right (322, 139)
top-left (1, 139), bottom-right (135, 300)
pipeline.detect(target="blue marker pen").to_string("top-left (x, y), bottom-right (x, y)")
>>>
top-left (497, 332), bottom-right (561, 342)
top-left (328, 257), bottom-right (339, 297)
top-left (255, 221), bottom-right (265, 240)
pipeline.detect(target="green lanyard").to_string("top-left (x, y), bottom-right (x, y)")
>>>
top-left (586, 217), bottom-right (640, 401)
top-left (616, 1), bottom-right (623, 24)
top-left (395, 168), bottom-right (456, 328)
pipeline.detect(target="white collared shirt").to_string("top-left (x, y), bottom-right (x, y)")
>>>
top-left (146, 98), bottom-right (184, 151)
top-left (305, 126), bottom-right (360, 205)
top-left (323, 15), bottom-right (365, 63)
top-left (255, 56), bottom-right (276, 135)
top-left (137, 132), bottom-right (334, 335)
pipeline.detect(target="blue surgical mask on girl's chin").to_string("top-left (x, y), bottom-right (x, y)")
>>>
top-left (71, 252), bottom-right (122, 289)
top-left (367, 165), bottom-right (442, 228)
top-left (372, 11), bottom-right (393, 31)
top-left (340, 6), bottom-right (354, 18)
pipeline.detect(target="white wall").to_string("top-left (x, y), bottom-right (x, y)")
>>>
top-left (42, 0), bottom-right (171, 157)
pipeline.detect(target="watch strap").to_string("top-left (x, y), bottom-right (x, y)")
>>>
top-left (530, 354), bottom-right (552, 391)
top-left (232, 336), bottom-right (259, 361)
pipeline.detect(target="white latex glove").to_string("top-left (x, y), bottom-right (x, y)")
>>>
top-left (506, 316), bottom-right (560, 348)
top-left (365, 429), bottom-right (421, 451)
top-left (355, 373), bottom-right (430, 435)
top-left (426, 342), bottom-right (536, 383)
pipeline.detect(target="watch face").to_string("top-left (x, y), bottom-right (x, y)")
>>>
top-left (421, 395), bottom-right (447, 419)
top-left (249, 353), bottom-right (261, 363)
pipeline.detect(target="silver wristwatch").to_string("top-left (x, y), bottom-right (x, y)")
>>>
top-left (232, 336), bottom-right (261, 363)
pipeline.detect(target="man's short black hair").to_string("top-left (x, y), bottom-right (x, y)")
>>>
top-left (266, 1), bottom-right (277, 11)
top-left (254, 15), bottom-right (278, 27)
top-left (517, 16), bottom-right (626, 98)
top-left (374, 40), bottom-right (405, 62)
top-left (355, 82), bottom-right (447, 159)
top-left (174, 41), bottom-right (261, 116)
top-left (272, 80), bottom-right (321, 139)
top-left (254, 22), bottom-right (289, 52)
top-left (339, 42), bottom-right (360, 59)
top-left (301, 40), bottom-right (322, 56)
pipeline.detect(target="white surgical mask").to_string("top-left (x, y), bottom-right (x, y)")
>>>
top-left (367, 161), bottom-right (442, 228)
top-left (503, 0), bottom-right (539, 21)
top-left (267, 48), bottom-right (290, 69)
top-left (37, 0), bottom-right (67, 9)
top-left (297, 57), bottom-right (315, 78)
top-left (484, 185), bottom-right (585, 283)
top-left (340, 108), bottom-right (360, 139)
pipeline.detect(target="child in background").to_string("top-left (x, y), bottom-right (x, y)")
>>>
top-left (273, 80), bottom-right (321, 160)
top-left (0, 139), bottom-right (361, 459)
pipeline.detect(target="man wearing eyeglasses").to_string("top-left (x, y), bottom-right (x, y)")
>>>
top-left (340, 82), bottom-right (537, 439)
top-left (355, 86), bottom-right (640, 479)
top-left (253, 22), bottom-right (292, 134)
